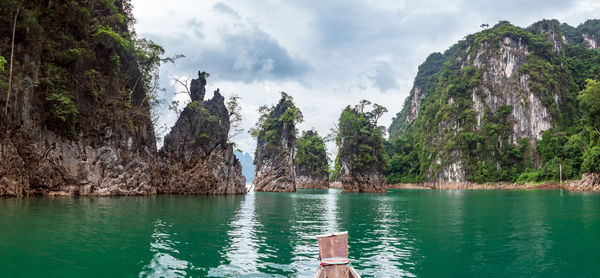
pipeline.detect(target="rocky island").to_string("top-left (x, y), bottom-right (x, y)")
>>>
top-left (333, 101), bottom-right (388, 193)
top-left (158, 71), bottom-right (246, 195)
top-left (251, 93), bottom-right (303, 192)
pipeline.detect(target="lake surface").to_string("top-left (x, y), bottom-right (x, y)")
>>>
top-left (1, 189), bottom-right (600, 277)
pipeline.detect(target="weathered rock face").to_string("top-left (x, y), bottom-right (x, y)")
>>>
top-left (471, 36), bottom-right (553, 143)
top-left (338, 152), bottom-right (386, 192)
top-left (583, 34), bottom-right (597, 49)
top-left (567, 173), bottom-right (600, 191)
top-left (388, 20), bottom-right (581, 183)
top-left (0, 1), bottom-right (157, 196)
top-left (0, 73), bottom-right (157, 196)
top-left (295, 176), bottom-right (329, 189)
top-left (158, 72), bottom-right (246, 195)
top-left (0, 124), bottom-right (156, 196)
top-left (340, 173), bottom-right (386, 193)
top-left (253, 97), bottom-right (298, 192)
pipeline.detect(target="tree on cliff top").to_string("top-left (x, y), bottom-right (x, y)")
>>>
top-left (250, 92), bottom-right (303, 153)
top-left (580, 79), bottom-right (600, 173)
top-left (332, 100), bottom-right (387, 179)
top-left (295, 130), bottom-right (329, 178)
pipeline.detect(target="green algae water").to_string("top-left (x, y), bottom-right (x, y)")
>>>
top-left (1, 189), bottom-right (600, 277)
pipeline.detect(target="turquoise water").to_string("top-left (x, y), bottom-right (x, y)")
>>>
top-left (1, 189), bottom-right (599, 277)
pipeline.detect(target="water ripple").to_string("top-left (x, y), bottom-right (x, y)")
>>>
top-left (139, 219), bottom-right (189, 278)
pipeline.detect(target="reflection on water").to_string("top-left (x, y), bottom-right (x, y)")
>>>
top-left (335, 193), bottom-right (417, 277)
top-left (2, 190), bottom-right (600, 277)
top-left (140, 219), bottom-right (189, 277)
top-left (208, 190), bottom-right (259, 276)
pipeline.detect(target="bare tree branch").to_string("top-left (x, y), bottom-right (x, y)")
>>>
top-left (171, 76), bottom-right (191, 96)
top-left (4, 6), bottom-right (20, 120)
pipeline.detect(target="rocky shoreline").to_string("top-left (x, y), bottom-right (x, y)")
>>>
top-left (387, 174), bottom-right (600, 191)
top-left (387, 182), bottom-right (560, 190)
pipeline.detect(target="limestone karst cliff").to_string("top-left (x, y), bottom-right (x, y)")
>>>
top-left (334, 102), bottom-right (387, 193)
top-left (0, 1), bottom-right (159, 196)
top-left (158, 72), bottom-right (246, 195)
top-left (252, 93), bottom-right (303, 192)
top-left (295, 130), bottom-right (329, 189)
top-left (387, 19), bottom-right (600, 184)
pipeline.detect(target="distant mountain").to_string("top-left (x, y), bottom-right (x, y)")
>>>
top-left (235, 151), bottom-right (255, 183)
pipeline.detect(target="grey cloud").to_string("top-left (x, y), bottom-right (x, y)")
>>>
top-left (213, 2), bottom-right (239, 17)
top-left (467, 0), bottom-right (577, 19)
top-left (152, 27), bottom-right (311, 83)
top-left (370, 62), bottom-right (399, 92)
top-left (186, 18), bottom-right (204, 39)
top-left (203, 29), bottom-right (312, 82)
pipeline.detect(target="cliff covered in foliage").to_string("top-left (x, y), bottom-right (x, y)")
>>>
top-left (0, 0), bottom-right (162, 196)
top-left (387, 19), bottom-right (600, 184)
top-left (252, 93), bottom-right (303, 192)
top-left (158, 72), bottom-right (246, 195)
top-left (334, 101), bottom-right (387, 192)
top-left (295, 130), bottom-right (329, 189)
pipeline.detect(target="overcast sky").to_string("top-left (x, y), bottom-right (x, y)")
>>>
top-left (131, 0), bottom-right (600, 156)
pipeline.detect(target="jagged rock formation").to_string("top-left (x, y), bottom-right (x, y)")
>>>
top-left (567, 173), bottom-right (600, 191)
top-left (295, 130), bottom-right (329, 189)
top-left (0, 1), bottom-right (157, 196)
top-left (387, 19), bottom-right (600, 183)
top-left (158, 72), bottom-right (246, 195)
top-left (335, 104), bottom-right (387, 193)
top-left (253, 93), bottom-right (302, 192)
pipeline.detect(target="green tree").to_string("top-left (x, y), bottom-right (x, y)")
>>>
top-left (579, 79), bottom-right (600, 173)
top-left (0, 0), bottom-right (169, 139)
top-left (582, 146), bottom-right (600, 173)
top-left (295, 130), bottom-right (329, 178)
top-left (334, 100), bottom-right (387, 178)
top-left (579, 79), bottom-right (600, 136)
top-left (250, 92), bottom-right (303, 153)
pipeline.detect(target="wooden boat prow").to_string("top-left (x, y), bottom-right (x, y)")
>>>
top-left (314, 232), bottom-right (361, 278)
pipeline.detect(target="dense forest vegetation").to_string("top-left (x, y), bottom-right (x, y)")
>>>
top-left (386, 19), bottom-right (600, 184)
top-left (295, 130), bottom-right (329, 178)
top-left (0, 0), bottom-right (165, 139)
top-left (332, 100), bottom-right (387, 180)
